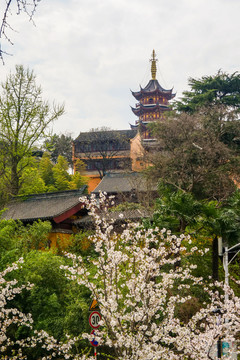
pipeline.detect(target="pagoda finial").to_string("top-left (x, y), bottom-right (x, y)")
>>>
top-left (150, 49), bottom-right (157, 80)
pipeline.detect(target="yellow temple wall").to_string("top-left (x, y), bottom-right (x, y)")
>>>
top-left (87, 176), bottom-right (102, 193)
top-left (130, 133), bottom-right (146, 171)
top-left (48, 232), bottom-right (72, 250)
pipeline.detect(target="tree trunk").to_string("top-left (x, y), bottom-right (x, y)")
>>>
top-left (11, 161), bottom-right (20, 195)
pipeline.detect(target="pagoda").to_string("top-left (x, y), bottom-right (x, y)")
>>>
top-left (131, 50), bottom-right (175, 139)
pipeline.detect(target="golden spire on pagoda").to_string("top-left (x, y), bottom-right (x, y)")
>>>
top-left (150, 49), bottom-right (157, 80)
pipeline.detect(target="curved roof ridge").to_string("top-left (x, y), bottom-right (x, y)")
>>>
top-left (131, 79), bottom-right (175, 101)
top-left (143, 79), bottom-right (172, 93)
top-left (131, 103), bottom-right (170, 116)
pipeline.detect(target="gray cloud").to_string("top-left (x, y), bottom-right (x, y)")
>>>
top-left (0, 0), bottom-right (240, 137)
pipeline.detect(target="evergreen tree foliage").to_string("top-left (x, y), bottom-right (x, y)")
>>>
top-left (39, 152), bottom-right (55, 188)
top-left (43, 133), bottom-right (73, 166)
top-left (14, 153), bottom-right (88, 195)
top-left (52, 155), bottom-right (71, 191)
top-left (152, 184), bottom-right (203, 233)
top-left (175, 70), bottom-right (240, 113)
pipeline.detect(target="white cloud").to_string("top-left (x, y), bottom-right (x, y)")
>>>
top-left (0, 0), bottom-right (240, 138)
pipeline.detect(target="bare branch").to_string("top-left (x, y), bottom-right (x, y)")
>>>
top-left (0, 0), bottom-right (41, 63)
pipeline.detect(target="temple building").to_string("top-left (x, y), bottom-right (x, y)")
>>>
top-left (73, 50), bottom-right (175, 191)
top-left (72, 129), bottom-right (137, 192)
top-left (129, 50), bottom-right (175, 171)
top-left (130, 50), bottom-right (175, 140)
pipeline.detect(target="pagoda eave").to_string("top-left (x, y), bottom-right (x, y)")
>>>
top-left (132, 79), bottom-right (175, 100)
top-left (131, 90), bottom-right (142, 101)
top-left (132, 89), bottom-right (175, 101)
top-left (131, 104), bottom-right (170, 116)
top-left (130, 123), bottom-right (138, 130)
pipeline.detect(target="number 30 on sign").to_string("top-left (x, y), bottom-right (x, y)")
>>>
top-left (89, 311), bottom-right (101, 329)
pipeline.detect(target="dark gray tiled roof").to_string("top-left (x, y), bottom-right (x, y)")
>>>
top-left (74, 129), bottom-right (137, 143)
top-left (2, 187), bottom-right (87, 222)
top-left (131, 79), bottom-right (175, 100)
top-left (74, 208), bottom-right (152, 225)
top-left (92, 172), bottom-right (157, 194)
top-left (142, 79), bottom-right (172, 93)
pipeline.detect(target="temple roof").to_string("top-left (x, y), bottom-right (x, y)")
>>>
top-left (131, 102), bottom-right (169, 116)
top-left (92, 172), bottom-right (157, 194)
top-left (2, 188), bottom-right (87, 223)
top-left (73, 208), bottom-right (153, 227)
top-left (74, 129), bottom-right (137, 143)
top-left (131, 79), bottom-right (175, 101)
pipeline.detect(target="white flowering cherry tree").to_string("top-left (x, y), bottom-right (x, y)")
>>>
top-left (0, 258), bottom-right (36, 358)
top-left (61, 193), bottom-right (240, 360)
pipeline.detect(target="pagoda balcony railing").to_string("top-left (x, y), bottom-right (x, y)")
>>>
top-left (136, 102), bottom-right (162, 107)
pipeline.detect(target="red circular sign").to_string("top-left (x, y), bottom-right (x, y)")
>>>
top-left (90, 330), bottom-right (99, 347)
top-left (89, 311), bottom-right (101, 329)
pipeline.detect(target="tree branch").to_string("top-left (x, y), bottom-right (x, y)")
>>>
top-left (0, 0), bottom-right (41, 63)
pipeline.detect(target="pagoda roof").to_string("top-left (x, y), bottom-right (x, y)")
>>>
top-left (131, 79), bottom-right (175, 100)
top-left (131, 102), bottom-right (169, 116)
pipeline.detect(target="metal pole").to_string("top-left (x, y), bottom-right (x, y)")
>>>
top-left (221, 242), bottom-right (240, 358)
top-left (217, 338), bottom-right (222, 359)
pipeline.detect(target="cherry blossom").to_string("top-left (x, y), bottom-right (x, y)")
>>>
top-left (61, 193), bottom-right (240, 360)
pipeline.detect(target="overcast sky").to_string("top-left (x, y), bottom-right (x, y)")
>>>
top-left (0, 0), bottom-right (240, 139)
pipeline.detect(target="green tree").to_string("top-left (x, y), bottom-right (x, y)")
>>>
top-left (149, 185), bottom-right (240, 281)
top-left (18, 159), bottom-right (47, 195)
top-left (175, 70), bottom-right (240, 113)
top-left (174, 71), bottom-right (240, 153)
top-left (150, 108), bottom-right (240, 200)
top-left (148, 70), bottom-right (240, 281)
top-left (0, 217), bottom-right (21, 267)
top-left (200, 193), bottom-right (240, 280)
top-left (43, 133), bottom-right (74, 166)
top-left (151, 185), bottom-right (203, 233)
top-left (0, 65), bottom-right (64, 196)
top-left (52, 155), bottom-right (71, 191)
top-left (38, 153), bottom-right (87, 193)
top-left (38, 152), bottom-right (55, 189)
top-left (9, 250), bottom-right (91, 345)
top-left (68, 171), bottom-right (88, 190)
top-left (0, 217), bottom-right (51, 269)
top-left (51, 155), bottom-right (87, 192)
top-left (20, 251), bottom-right (70, 339)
